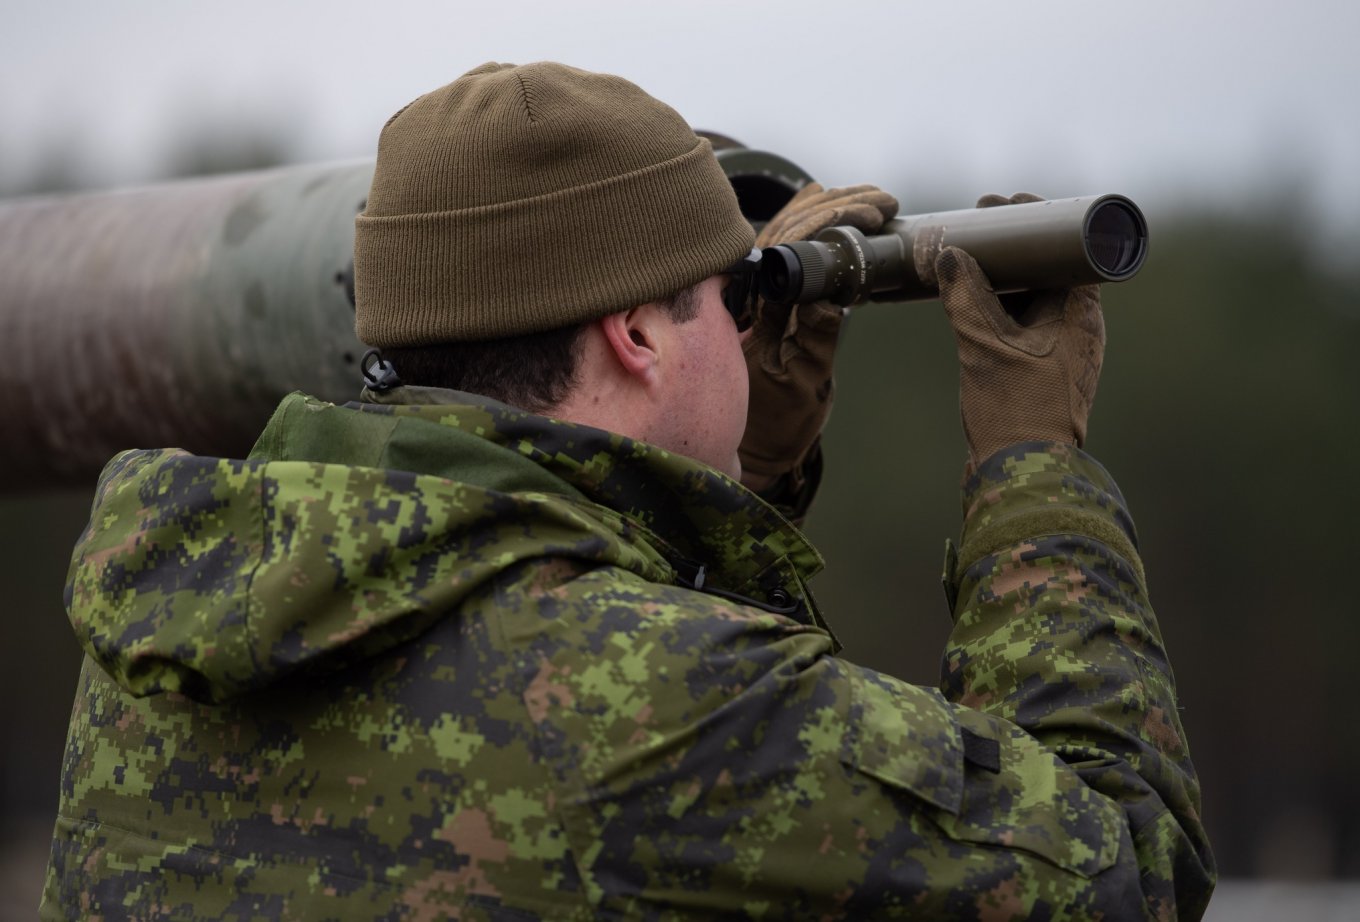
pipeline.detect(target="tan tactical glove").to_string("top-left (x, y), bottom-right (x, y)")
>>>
top-left (935, 192), bottom-right (1105, 468)
top-left (741, 183), bottom-right (899, 495)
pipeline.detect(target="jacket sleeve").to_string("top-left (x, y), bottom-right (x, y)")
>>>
top-left (509, 442), bottom-right (1213, 920)
top-left (940, 441), bottom-right (1215, 919)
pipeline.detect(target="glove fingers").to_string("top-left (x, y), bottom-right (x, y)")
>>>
top-left (1060, 286), bottom-right (1106, 446)
top-left (764, 196), bottom-right (900, 245)
top-left (823, 188), bottom-right (899, 222)
top-left (976, 192), bottom-right (1046, 209)
top-left (778, 182), bottom-right (825, 211)
top-left (1064, 285), bottom-right (1105, 341)
top-left (789, 186), bottom-right (897, 222)
top-left (796, 299), bottom-right (846, 336)
top-left (824, 201), bottom-right (897, 234)
top-left (935, 245), bottom-right (1009, 337)
top-left (784, 183), bottom-right (884, 211)
top-left (761, 189), bottom-right (841, 236)
top-left (756, 213), bottom-right (791, 249)
top-left (976, 193), bottom-right (1011, 209)
top-left (935, 245), bottom-right (995, 310)
top-left (758, 186), bottom-right (899, 247)
top-left (816, 183), bottom-right (894, 202)
top-left (744, 298), bottom-right (792, 362)
top-left (779, 212), bottom-right (837, 245)
top-left (757, 183), bottom-right (824, 244)
top-left (1002, 289), bottom-right (1065, 328)
top-left (936, 246), bottom-right (1052, 352)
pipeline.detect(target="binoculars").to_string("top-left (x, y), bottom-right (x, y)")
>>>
top-left (759, 194), bottom-right (1149, 306)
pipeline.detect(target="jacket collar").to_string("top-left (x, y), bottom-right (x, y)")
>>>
top-left (353, 385), bottom-right (826, 604)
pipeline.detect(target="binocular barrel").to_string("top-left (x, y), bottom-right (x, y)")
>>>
top-left (760, 194), bottom-right (1148, 306)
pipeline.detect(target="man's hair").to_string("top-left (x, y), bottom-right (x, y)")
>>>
top-left (383, 283), bottom-right (704, 414)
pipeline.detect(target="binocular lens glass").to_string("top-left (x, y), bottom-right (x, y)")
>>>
top-left (1086, 202), bottom-right (1143, 276)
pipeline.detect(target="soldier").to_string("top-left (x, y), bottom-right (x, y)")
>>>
top-left (44, 62), bottom-right (1214, 919)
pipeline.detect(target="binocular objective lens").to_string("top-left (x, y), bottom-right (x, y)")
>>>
top-left (1086, 201), bottom-right (1143, 276)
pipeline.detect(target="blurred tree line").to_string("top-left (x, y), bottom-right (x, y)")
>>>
top-left (1, 137), bottom-right (1357, 886)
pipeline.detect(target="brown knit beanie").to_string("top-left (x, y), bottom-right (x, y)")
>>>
top-left (354, 61), bottom-right (756, 345)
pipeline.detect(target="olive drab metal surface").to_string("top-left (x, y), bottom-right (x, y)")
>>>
top-left (0, 144), bottom-right (809, 489)
top-left (0, 162), bottom-right (373, 486)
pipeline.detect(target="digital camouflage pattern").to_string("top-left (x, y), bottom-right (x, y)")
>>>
top-left (44, 387), bottom-right (1213, 920)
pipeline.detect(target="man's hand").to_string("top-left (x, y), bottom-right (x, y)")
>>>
top-left (935, 193), bottom-right (1105, 468)
top-left (740, 183), bottom-right (898, 496)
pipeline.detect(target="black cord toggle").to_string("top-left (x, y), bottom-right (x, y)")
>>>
top-left (360, 348), bottom-right (402, 392)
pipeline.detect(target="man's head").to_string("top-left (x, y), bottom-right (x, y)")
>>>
top-left (353, 61), bottom-right (756, 476)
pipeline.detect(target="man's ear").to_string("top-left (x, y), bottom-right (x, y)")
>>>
top-left (598, 305), bottom-right (666, 384)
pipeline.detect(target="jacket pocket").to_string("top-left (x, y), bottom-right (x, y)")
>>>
top-left (842, 664), bottom-right (1122, 879)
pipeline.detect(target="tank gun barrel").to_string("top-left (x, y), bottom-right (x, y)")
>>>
top-left (0, 144), bottom-right (811, 490)
top-left (0, 161), bottom-right (373, 489)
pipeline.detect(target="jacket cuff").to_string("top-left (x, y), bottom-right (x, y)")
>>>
top-left (946, 441), bottom-right (1145, 597)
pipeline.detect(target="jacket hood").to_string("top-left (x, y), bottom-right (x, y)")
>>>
top-left (66, 389), bottom-right (824, 703)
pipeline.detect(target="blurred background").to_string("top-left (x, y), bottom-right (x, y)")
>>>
top-left (2, 0), bottom-right (1358, 917)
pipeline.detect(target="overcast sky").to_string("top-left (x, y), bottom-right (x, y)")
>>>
top-left (2, 0), bottom-right (1357, 236)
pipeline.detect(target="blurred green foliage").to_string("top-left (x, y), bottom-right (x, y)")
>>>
top-left (2, 205), bottom-right (1356, 880)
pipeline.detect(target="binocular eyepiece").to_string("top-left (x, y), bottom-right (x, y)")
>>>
top-left (759, 194), bottom-right (1149, 306)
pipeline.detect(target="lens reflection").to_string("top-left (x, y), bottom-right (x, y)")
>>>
top-left (1086, 202), bottom-right (1143, 275)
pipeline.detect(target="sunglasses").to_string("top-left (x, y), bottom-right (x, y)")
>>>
top-left (721, 248), bottom-right (762, 333)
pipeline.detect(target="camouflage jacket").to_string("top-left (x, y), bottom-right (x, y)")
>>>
top-left (44, 387), bottom-right (1213, 920)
